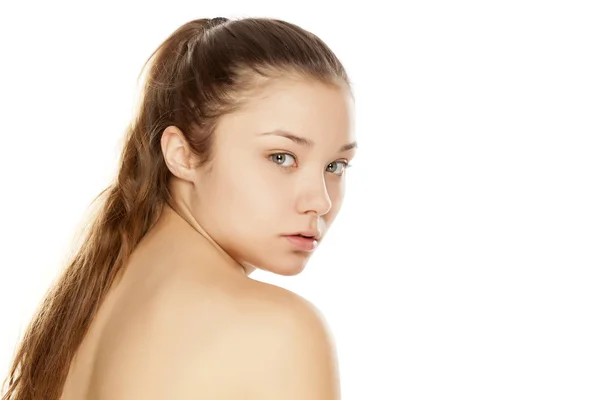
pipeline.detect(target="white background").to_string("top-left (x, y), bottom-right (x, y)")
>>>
top-left (1, 1), bottom-right (599, 398)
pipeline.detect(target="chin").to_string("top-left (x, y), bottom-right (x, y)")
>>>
top-left (259, 255), bottom-right (312, 277)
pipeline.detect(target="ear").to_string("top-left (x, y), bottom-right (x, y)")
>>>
top-left (160, 125), bottom-right (200, 182)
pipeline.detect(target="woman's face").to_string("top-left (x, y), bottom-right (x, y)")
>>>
top-left (191, 77), bottom-right (356, 276)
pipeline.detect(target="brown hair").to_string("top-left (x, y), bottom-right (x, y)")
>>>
top-left (1, 17), bottom-right (350, 400)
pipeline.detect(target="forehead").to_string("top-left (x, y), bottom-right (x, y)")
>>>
top-left (218, 77), bottom-right (355, 144)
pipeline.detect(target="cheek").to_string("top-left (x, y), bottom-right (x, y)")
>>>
top-left (327, 174), bottom-right (345, 199)
top-left (226, 165), bottom-right (290, 218)
top-left (325, 181), bottom-right (346, 221)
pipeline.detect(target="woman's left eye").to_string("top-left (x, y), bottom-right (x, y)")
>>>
top-left (326, 160), bottom-right (349, 176)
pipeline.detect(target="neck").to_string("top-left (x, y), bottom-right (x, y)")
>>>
top-left (163, 201), bottom-right (251, 277)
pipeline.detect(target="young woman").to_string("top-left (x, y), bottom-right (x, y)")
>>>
top-left (2, 16), bottom-right (357, 399)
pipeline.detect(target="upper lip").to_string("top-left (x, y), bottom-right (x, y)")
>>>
top-left (286, 231), bottom-right (321, 241)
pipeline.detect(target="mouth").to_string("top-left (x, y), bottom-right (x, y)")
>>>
top-left (283, 234), bottom-right (319, 252)
top-left (290, 231), bottom-right (321, 241)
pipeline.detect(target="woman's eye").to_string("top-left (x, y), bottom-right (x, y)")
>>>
top-left (269, 153), bottom-right (296, 168)
top-left (326, 161), bottom-right (349, 176)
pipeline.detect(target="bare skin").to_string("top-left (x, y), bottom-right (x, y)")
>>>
top-left (60, 204), bottom-right (293, 399)
top-left (60, 77), bottom-right (355, 399)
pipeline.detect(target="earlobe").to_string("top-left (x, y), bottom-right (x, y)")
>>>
top-left (161, 125), bottom-right (197, 182)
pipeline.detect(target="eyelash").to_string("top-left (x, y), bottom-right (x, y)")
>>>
top-left (268, 152), bottom-right (351, 176)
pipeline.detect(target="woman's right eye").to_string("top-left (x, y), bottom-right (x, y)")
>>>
top-left (269, 153), bottom-right (296, 168)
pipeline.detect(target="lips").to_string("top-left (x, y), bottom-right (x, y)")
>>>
top-left (283, 234), bottom-right (318, 252)
top-left (295, 231), bottom-right (321, 241)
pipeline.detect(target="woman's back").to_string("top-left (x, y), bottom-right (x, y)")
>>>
top-left (59, 204), bottom-right (256, 398)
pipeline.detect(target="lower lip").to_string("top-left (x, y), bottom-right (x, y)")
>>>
top-left (284, 235), bottom-right (318, 252)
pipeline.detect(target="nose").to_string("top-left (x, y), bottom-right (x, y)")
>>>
top-left (296, 172), bottom-right (332, 216)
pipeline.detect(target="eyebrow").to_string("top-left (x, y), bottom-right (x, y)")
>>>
top-left (259, 130), bottom-right (358, 153)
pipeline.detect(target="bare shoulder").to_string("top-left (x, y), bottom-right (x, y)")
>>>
top-left (93, 276), bottom-right (339, 399)
top-left (151, 278), bottom-right (341, 399)
top-left (237, 283), bottom-right (341, 399)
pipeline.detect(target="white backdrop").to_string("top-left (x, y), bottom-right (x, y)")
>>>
top-left (1, 1), bottom-right (599, 398)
